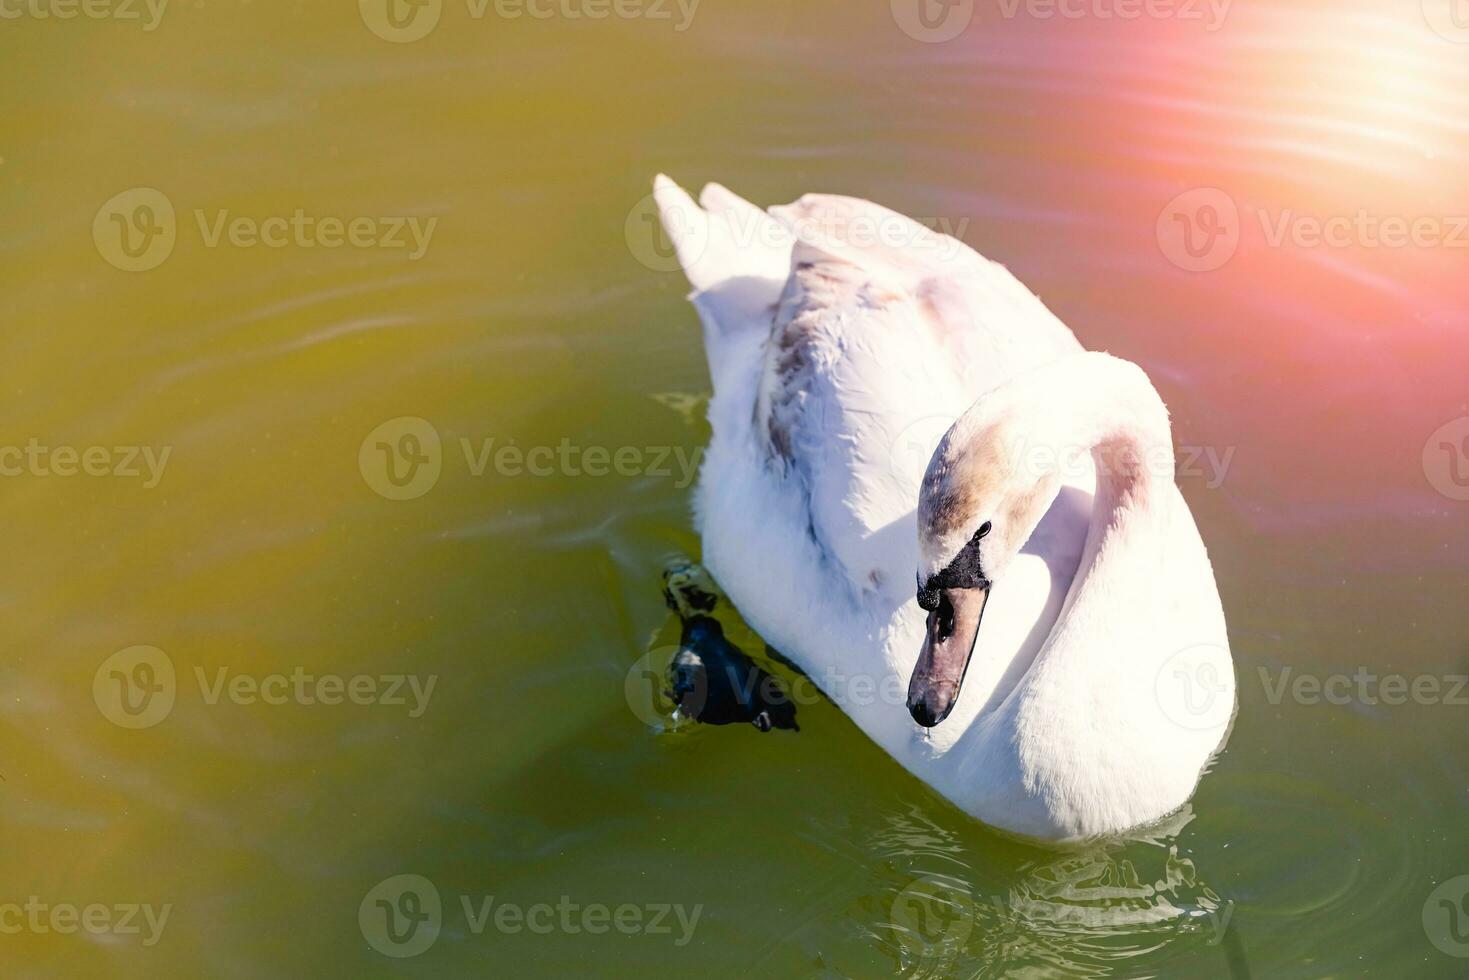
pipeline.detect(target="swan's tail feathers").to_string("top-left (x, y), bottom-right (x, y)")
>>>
top-left (652, 175), bottom-right (714, 291)
top-left (652, 174), bottom-right (792, 297)
top-left (652, 176), bottom-right (793, 375)
top-left (698, 181), bottom-right (767, 228)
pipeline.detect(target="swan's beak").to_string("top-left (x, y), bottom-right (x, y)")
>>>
top-left (907, 586), bottom-right (988, 728)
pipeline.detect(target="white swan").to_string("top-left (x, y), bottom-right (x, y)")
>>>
top-left (651, 175), bottom-right (1235, 842)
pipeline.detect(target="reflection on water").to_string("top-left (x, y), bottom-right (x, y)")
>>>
top-left (871, 806), bottom-right (1238, 978)
top-left (2, 0), bottom-right (1467, 976)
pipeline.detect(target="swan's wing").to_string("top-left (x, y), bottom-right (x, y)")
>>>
top-left (653, 177), bottom-right (1083, 604)
top-left (767, 193), bottom-right (1083, 393)
top-left (754, 194), bottom-right (1084, 603)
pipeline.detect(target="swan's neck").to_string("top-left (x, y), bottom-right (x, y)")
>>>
top-left (929, 354), bottom-right (1177, 727)
top-left (1075, 395), bottom-right (1172, 545)
top-left (1038, 358), bottom-right (1176, 657)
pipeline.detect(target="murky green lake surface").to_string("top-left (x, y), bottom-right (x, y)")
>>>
top-left (2, 0), bottom-right (1468, 975)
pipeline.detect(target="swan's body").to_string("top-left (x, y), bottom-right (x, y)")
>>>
top-left (653, 176), bottom-right (1234, 841)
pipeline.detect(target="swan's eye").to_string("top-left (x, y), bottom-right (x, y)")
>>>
top-left (974, 521), bottom-right (993, 541)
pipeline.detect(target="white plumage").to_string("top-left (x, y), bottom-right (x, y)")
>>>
top-left (653, 175), bottom-right (1234, 841)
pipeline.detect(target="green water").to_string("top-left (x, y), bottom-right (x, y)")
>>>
top-left (2, 0), bottom-right (1468, 976)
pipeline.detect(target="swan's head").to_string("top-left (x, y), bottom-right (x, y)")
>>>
top-left (908, 410), bottom-right (1061, 728)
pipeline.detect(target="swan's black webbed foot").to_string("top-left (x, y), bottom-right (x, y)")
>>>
top-left (661, 560), bottom-right (798, 733)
